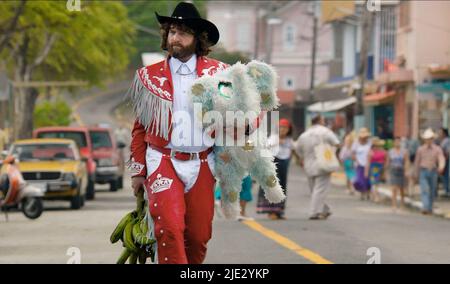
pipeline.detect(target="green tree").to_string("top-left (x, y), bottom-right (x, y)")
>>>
top-left (210, 46), bottom-right (251, 65)
top-left (0, 1), bottom-right (135, 139)
top-left (34, 99), bottom-right (72, 128)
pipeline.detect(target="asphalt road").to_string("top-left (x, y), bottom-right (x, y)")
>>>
top-left (1, 88), bottom-right (450, 264)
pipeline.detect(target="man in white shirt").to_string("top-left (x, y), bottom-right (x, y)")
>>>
top-left (128, 2), bottom-right (226, 264)
top-left (295, 114), bottom-right (340, 220)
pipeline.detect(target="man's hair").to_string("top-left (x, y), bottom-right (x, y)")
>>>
top-left (311, 114), bottom-right (322, 125)
top-left (160, 22), bottom-right (212, 57)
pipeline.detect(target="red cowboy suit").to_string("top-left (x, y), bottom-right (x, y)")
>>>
top-left (128, 56), bottom-right (228, 264)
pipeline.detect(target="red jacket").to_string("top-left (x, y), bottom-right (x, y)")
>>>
top-left (128, 56), bottom-right (228, 177)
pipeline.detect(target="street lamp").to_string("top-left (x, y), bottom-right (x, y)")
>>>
top-left (265, 14), bottom-right (282, 64)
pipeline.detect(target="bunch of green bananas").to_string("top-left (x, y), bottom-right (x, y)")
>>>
top-left (110, 190), bottom-right (156, 264)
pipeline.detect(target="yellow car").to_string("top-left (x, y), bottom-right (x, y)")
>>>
top-left (3, 138), bottom-right (88, 209)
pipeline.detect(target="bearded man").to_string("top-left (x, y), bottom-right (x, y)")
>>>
top-left (127, 2), bottom-right (228, 264)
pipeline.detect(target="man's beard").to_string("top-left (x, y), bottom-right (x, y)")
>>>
top-left (168, 41), bottom-right (196, 60)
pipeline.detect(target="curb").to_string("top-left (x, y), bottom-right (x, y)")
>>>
top-left (331, 172), bottom-right (450, 220)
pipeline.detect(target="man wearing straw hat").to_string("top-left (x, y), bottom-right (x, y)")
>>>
top-left (414, 128), bottom-right (445, 215)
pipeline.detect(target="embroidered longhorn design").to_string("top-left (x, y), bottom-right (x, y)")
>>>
top-left (152, 76), bottom-right (168, 87)
top-left (201, 66), bottom-right (216, 76)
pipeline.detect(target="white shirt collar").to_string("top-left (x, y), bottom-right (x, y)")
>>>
top-left (170, 54), bottom-right (197, 75)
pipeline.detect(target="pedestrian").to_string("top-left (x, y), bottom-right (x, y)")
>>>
top-left (0, 127), bottom-right (7, 153)
top-left (256, 118), bottom-right (295, 220)
top-left (385, 137), bottom-right (409, 211)
top-left (405, 137), bottom-right (420, 197)
top-left (339, 133), bottom-right (356, 195)
top-left (414, 128), bottom-right (445, 215)
top-left (294, 114), bottom-right (340, 220)
top-left (438, 128), bottom-right (450, 197)
top-left (114, 122), bottom-right (131, 147)
top-left (128, 2), bottom-right (225, 264)
top-left (352, 128), bottom-right (372, 201)
top-left (366, 137), bottom-right (387, 203)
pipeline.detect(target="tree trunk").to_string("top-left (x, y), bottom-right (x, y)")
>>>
top-left (15, 87), bottom-right (38, 139)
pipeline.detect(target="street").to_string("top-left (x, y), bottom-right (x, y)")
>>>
top-left (2, 159), bottom-right (450, 264)
top-left (1, 0), bottom-right (450, 266)
top-left (1, 89), bottom-right (450, 264)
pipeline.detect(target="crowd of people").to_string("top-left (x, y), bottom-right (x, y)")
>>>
top-left (220, 114), bottom-right (450, 221)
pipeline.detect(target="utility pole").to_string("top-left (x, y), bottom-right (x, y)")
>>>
top-left (309, 1), bottom-right (319, 103)
top-left (354, 1), bottom-right (375, 130)
top-left (265, 3), bottom-right (281, 64)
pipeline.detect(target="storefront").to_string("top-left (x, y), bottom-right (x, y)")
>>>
top-left (417, 81), bottom-right (450, 132)
top-left (416, 65), bottom-right (450, 134)
top-left (365, 68), bottom-right (414, 139)
top-left (307, 96), bottom-right (356, 140)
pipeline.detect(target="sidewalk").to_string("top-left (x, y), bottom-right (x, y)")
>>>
top-left (331, 172), bottom-right (450, 220)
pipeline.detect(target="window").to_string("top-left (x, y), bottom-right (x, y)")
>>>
top-left (89, 131), bottom-right (112, 149)
top-left (236, 23), bottom-right (251, 51)
top-left (399, 1), bottom-right (410, 28)
top-left (12, 144), bottom-right (75, 161)
top-left (284, 77), bottom-right (295, 90)
top-left (283, 24), bottom-right (296, 50)
top-left (37, 131), bottom-right (87, 148)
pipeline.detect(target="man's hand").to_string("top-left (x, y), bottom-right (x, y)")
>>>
top-left (131, 176), bottom-right (146, 196)
top-left (296, 157), bottom-right (304, 168)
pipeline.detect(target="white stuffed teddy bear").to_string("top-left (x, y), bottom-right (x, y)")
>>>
top-left (189, 60), bottom-right (286, 218)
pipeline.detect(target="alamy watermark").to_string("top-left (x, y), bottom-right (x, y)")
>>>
top-left (366, 247), bottom-right (381, 264)
top-left (66, 247), bottom-right (81, 264)
top-left (366, 0), bottom-right (381, 12)
top-left (67, 0), bottom-right (81, 12)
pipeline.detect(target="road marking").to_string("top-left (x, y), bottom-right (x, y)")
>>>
top-left (242, 220), bottom-right (333, 264)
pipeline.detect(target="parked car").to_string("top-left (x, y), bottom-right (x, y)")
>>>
top-left (88, 126), bottom-right (125, 191)
top-left (2, 138), bottom-right (88, 209)
top-left (33, 127), bottom-right (96, 200)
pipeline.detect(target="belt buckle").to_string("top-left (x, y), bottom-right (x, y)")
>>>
top-left (170, 149), bottom-right (176, 159)
top-left (189, 152), bottom-right (198, 160)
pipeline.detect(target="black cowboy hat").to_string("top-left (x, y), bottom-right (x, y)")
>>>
top-left (155, 2), bottom-right (220, 46)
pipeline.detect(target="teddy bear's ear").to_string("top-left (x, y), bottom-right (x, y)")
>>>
top-left (191, 83), bottom-right (205, 97)
top-left (246, 60), bottom-right (279, 111)
top-left (189, 78), bottom-right (214, 114)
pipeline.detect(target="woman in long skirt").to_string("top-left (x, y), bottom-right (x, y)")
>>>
top-left (352, 128), bottom-right (372, 200)
top-left (257, 119), bottom-right (294, 220)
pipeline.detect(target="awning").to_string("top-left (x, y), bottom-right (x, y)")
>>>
top-left (277, 90), bottom-right (295, 105)
top-left (417, 82), bottom-right (450, 93)
top-left (307, 96), bottom-right (356, 113)
top-left (376, 69), bottom-right (414, 84)
top-left (428, 64), bottom-right (450, 79)
top-left (363, 91), bottom-right (396, 105)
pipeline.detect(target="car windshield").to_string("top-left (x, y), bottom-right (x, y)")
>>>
top-left (89, 131), bottom-right (112, 149)
top-left (37, 131), bottom-right (87, 148)
top-left (12, 144), bottom-right (76, 161)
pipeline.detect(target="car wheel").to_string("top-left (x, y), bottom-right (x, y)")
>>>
top-left (80, 194), bottom-right (85, 207)
top-left (110, 179), bottom-right (118, 192)
top-left (85, 178), bottom-right (95, 200)
top-left (70, 190), bottom-right (83, 210)
top-left (79, 180), bottom-right (85, 207)
top-left (21, 197), bottom-right (43, 220)
top-left (118, 176), bottom-right (123, 190)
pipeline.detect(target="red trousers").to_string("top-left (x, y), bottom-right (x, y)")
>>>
top-left (145, 154), bottom-right (215, 264)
